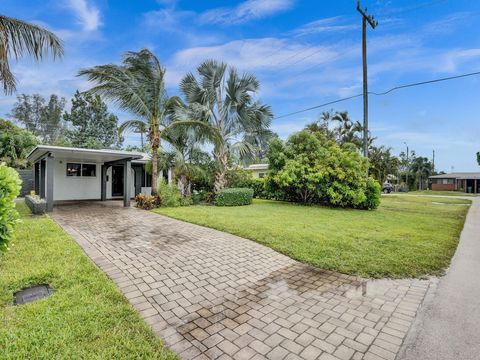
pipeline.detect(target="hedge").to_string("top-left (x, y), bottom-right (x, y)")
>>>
top-left (0, 163), bottom-right (21, 252)
top-left (214, 188), bottom-right (254, 206)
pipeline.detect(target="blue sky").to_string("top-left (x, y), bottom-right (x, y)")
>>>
top-left (2, 0), bottom-right (480, 172)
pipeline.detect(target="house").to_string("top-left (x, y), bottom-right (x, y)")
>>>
top-left (245, 163), bottom-right (269, 178)
top-left (26, 145), bottom-right (153, 212)
top-left (429, 172), bottom-right (480, 193)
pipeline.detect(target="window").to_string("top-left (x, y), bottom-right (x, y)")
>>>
top-left (81, 164), bottom-right (96, 177)
top-left (66, 163), bottom-right (96, 177)
top-left (66, 163), bottom-right (81, 177)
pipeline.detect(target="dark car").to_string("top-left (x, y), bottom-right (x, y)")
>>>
top-left (382, 182), bottom-right (393, 194)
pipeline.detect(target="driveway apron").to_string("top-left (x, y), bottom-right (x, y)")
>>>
top-left (52, 201), bottom-right (435, 360)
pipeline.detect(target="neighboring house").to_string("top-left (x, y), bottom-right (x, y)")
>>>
top-left (429, 172), bottom-right (480, 193)
top-left (245, 163), bottom-right (269, 178)
top-left (26, 145), bottom-right (153, 211)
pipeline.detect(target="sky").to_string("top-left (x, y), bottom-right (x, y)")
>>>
top-left (2, 0), bottom-right (480, 172)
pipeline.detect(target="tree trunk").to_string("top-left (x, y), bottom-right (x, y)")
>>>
top-left (150, 128), bottom-right (160, 195)
top-left (213, 146), bottom-right (228, 193)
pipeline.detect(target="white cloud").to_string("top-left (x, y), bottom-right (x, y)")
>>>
top-left (291, 17), bottom-right (357, 37)
top-left (65, 0), bottom-right (101, 31)
top-left (199, 0), bottom-right (294, 25)
top-left (171, 37), bottom-right (337, 72)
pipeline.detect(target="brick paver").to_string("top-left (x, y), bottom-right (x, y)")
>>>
top-left (52, 201), bottom-right (436, 360)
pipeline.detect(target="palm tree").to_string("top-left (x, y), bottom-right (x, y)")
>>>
top-left (163, 126), bottom-right (208, 197)
top-left (118, 120), bottom-right (148, 151)
top-left (79, 49), bottom-right (200, 194)
top-left (176, 60), bottom-right (273, 192)
top-left (410, 156), bottom-right (433, 190)
top-left (0, 15), bottom-right (63, 94)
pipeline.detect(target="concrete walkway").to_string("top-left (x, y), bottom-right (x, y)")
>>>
top-left (399, 197), bottom-right (480, 360)
top-left (52, 201), bottom-right (434, 360)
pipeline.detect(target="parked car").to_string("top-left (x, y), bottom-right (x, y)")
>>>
top-left (382, 182), bottom-right (393, 193)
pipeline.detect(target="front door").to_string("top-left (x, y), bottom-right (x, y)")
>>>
top-left (112, 166), bottom-right (124, 196)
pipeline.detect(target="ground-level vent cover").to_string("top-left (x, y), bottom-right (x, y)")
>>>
top-left (14, 284), bottom-right (53, 305)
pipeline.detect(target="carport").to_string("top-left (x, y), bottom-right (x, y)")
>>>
top-left (27, 145), bottom-right (151, 212)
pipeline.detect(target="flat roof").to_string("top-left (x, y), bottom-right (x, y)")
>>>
top-left (245, 163), bottom-right (269, 171)
top-left (27, 145), bottom-right (148, 163)
top-left (430, 172), bottom-right (480, 180)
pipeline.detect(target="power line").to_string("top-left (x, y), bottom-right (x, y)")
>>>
top-left (273, 70), bottom-right (480, 120)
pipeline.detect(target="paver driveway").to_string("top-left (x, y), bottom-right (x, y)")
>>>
top-left (52, 202), bottom-right (435, 360)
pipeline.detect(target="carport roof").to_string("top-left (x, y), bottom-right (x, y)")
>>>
top-left (27, 145), bottom-right (148, 164)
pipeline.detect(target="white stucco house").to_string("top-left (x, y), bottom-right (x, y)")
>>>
top-left (27, 145), bottom-right (154, 212)
top-left (244, 163), bottom-right (269, 178)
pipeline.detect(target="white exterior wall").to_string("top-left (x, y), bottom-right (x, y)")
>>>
top-left (53, 159), bottom-right (101, 201)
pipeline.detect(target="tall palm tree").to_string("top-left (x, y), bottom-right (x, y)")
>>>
top-left (176, 60), bottom-right (273, 192)
top-left (0, 15), bottom-right (63, 94)
top-left (79, 49), bottom-right (199, 194)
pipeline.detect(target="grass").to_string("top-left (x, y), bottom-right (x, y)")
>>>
top-left (0, 201), bottom-right (177, 360)
top-left (154, 195), bottom-right (471, 279)
top-left (408, 190), bottom-right (476, 197)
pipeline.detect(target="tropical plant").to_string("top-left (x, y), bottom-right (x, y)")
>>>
top-left (176, 60), bottom-right (273, 192)
top-left (214, 188), bottom-right (254, 206)
top-left (79, 49), bottom-right (200, 194)
top-left (410, 156), bottom-right (433, 190)
top-left (118, 120), bottom-right (148, 151)
top-left (162, 126), bottom-right (208, 197)
top-left (0, 119), bottom-right (38, 168)
top-left (368, 145), bottom-right (400, 183)
top-left (0, 15), bottom-right (63, 94)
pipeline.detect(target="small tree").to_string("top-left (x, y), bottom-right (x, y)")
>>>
top-left (0, 119), bottom-right (38, 168)
top-left (63, 91), bottom-right (122, 149)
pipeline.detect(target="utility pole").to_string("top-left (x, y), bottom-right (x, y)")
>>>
top-left (357, 2), bottom-right (378, 158)
top-left (432, 149), bottom-right (435, 174)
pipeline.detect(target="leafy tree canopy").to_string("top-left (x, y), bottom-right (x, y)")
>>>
top-left (0, 119), bottom-right (38, 168)
top-left (63, 90), bottom-right (123, 149)
top-left (267, 130), bottom-right (380, 209)
top-left (9, 93), bottom-right (66, 144)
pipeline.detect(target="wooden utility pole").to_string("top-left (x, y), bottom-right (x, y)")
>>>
top-left (357, 2), bottom-right (378, 158)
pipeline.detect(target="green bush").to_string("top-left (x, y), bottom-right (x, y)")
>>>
top-left (226, 169), bottom-right (254, 188)
top-left (214, 188), bottom-right (254, 206)
top-left (267, 131), bottom-right (377, 209)
top-left (0, 163), bottom-right (21, 252)
top-left (157, 179), bottom-right (190, 207)
top-left (357, 178), bottom-right (381, 210)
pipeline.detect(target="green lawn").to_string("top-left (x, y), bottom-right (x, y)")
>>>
top-left (154, 196), bottom-right (470, 279)
top-left (408, 190), bottom-right (476, 197)
top-left (0, 202), bottom-right (176, 360)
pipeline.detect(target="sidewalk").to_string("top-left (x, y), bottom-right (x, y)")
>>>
top-left (399, 197), bottom-right (480, 360)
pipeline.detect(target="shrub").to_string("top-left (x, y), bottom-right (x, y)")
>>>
top-left (357, 178), bottom-right (381, 210)
top-left (135, 194), bottom-right (159, 210)
top-left (191, 190), bottom-right (209, 205)
top-left (250, 177), bottom-right (269, 199)
top-left (0, 163), bottom-right (21, 252)
top-left (226, 169), bottom-right (254, 188)
top-left (157, 179), bottom-right (189, 207)
top-left (267, 131), bottom-right (376, 209)
top-left (214, 188), bottom-right (254, 206)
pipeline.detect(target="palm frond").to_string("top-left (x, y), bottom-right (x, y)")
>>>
top-left (0, 15), bottom-right (63, 94)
